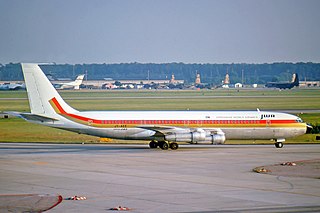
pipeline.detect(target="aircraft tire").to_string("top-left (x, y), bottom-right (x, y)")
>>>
top-left (159, 142), bottom-right (169, 150)
top-left (275, 142), bottom-right (283, 148)
top-left (169, 142), bottom-right (179, 150)
top-left (149, 141), bottom-right (158, 149)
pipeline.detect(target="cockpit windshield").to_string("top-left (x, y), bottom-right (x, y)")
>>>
top-left (296, 118), bottom-right (303, 123)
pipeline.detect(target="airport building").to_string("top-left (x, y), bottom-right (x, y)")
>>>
top-left (299, 81), bottom-right (320, 87)
top-left (82, 78), bottom-right (185, 89)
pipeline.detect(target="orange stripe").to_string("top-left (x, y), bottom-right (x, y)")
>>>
top-left (49, 97), bottom-right (304, 129)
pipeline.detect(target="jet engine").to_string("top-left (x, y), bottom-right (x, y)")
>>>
top-left (208, 133), bottom-right (226, 144)
top-left (165, 128), bottom-right (226, 144)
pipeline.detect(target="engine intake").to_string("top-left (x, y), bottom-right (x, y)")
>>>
top-left (209, 134), bottom-right (226, 144)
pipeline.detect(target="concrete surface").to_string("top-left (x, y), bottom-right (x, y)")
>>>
top-left (0, 143), bottom-right (320, 213)
top-left (254, 159), bottom-right (320, 179)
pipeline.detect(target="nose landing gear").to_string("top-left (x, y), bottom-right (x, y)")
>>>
top-left (274, 139), bottom-right (285, 148)
top-left (275, 142), bottom-right (283, 148)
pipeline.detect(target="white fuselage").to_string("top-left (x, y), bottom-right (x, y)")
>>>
top-left (39, 109), bottom-right (306, 141)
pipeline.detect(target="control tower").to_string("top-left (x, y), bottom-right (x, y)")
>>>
top-left (195, 73), bottom-right (201, 84)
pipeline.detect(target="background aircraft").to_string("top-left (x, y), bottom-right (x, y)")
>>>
top-left (0, 82), bottom-right (25, 90)
top-left (265, 73), bottom-right (299, 89)
top-left (9, 64), bottom-right (307, 150)
top-left (53, 74), bottom-right (85, 90)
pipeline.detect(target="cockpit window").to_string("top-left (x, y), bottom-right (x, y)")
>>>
top-left (296, 118), bottom-right (303, 123)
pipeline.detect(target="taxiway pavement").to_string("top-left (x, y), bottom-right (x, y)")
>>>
top-left (0, 143), bottom-right (320, 212)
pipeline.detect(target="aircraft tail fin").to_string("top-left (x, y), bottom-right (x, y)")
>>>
top-left (292, 73), bottom-right (299, 86)
top-left (74, 74), bottom-right (85, 89)
top-left (75, 74), bottom-right (85, 84)
top-left (21, 63), bottom-right (77, 116)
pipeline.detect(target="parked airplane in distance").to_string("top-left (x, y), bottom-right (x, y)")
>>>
top-left (53, 74), bottom-right (85, 90)
top-left (265, 73), bottom-right (299, 89)
top-left (9, 64), bottom-right (308, 150)
top-left (0, 82), bottom-right (25, 90)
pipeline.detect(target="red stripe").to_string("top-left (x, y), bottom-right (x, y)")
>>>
top-left (50, 97), bottom-right (300, 126)
top-left (52, 97), bottom-right (98, 123)
top-left (51, 97), bottom-right (66, 114)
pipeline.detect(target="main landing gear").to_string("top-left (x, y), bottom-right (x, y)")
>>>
top-left (149, 140), bottom-right (179, 150)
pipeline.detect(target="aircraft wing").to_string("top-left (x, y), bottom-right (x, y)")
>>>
top-left (138, 125), bottom-right (190, 135)
top-left (139, 125), bottom-right (225, 137)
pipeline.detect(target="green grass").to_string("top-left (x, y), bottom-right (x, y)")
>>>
top-left (1, 96), bottom-right (319, 111)
top-left (1, 88), bottom-right (320, 99)
top-left (299, 113), bottom-right (320, 124)
top-left (1, 89), bottom-right (320, 111)
top-left (0, 88), bottom-right (319, 143)
top-left (67, 97), bottom-right (320, 111)
top-left (0, 118), bottom-right (97, 143)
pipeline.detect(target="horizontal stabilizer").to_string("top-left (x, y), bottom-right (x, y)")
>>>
top-left (5, 111), bottom-right (59, 122)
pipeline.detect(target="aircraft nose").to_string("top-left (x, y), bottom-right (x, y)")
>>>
top-left (306, 123), bottom-right (313, 134)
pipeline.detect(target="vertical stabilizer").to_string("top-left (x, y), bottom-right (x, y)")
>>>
top-left (293, 73), bottom-right (299, 87)
top-left (74, 74), bottom-right (85, 89)
top-left (21, 63), bottom-right (77, 115)
top-left (75, 74), bottom-right (85, 84)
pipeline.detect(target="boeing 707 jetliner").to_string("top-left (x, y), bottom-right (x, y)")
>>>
top-left (11, 64), bottom-right (307, 150)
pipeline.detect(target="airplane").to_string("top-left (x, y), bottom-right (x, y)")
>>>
top-left (265, 73), bottom-right (299, 89)
top-left (53, 74), bottom-right (85, 90)
top-left (9, 63), bottom-right (308, 150)
top-left (0, 82), bottom-right (26, 90)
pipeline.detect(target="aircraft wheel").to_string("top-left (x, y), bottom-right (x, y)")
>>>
top-left (149, 141), bottom-right (158, 149)
top-left (275, 142), bottom-right (283, 148)
top-left (169, 142), bottom-right (179, 150)
top-left (159, 142), bottom-right (169, 150)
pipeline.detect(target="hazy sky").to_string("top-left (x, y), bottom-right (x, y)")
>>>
top-left (1, 0), bottom-right (320, 64)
